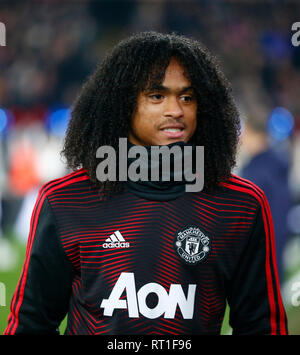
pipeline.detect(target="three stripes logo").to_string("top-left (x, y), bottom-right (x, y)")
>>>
top-left (102, 230), bottom-right (130, 249)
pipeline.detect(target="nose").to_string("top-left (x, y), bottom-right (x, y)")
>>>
top-left (163, 96), bottom-right (184, 118)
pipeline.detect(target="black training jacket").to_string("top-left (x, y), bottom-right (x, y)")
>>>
top-left (4, 169), bottom-right (288, 335)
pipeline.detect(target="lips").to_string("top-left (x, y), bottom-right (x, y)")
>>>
top-left (160, 124), bottom-right (185, 131)
top-left (159, 124), bottom-right (185, 138)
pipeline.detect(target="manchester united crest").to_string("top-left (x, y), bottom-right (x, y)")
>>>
top-left (174, 226), bottom-right (210, 265)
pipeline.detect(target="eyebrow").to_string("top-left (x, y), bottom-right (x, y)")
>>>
top-left (144, 85), bottom-right (195, 95)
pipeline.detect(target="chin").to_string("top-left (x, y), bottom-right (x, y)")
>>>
top-left (156, 139), bottom-right (185, 146)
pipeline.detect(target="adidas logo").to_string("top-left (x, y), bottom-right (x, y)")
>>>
top-left (102, 231), bottom-right (130, 249)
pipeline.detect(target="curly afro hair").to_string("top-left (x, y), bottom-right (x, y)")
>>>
top-left (62, 31), bottom-right (241, 199)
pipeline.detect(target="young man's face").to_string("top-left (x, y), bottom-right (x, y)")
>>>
top-left (129, 57), bottom-right (197, 146)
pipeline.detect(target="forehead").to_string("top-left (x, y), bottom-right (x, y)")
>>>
top-left (143, 57), bottom-right (192, 92)
top-left (164, 58), bottom-right (189, 81)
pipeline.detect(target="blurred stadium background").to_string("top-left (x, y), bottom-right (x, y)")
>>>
top-left (0, 0), bottom-right (300, 335)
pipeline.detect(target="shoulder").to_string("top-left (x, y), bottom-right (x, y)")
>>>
top-left (218, 173), bottom-right (269, 209)
top-left (37, 168), bottom-right (91, 201)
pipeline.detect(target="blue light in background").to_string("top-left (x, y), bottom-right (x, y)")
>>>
top-left (0, 108), bottom-right (8, 133)
top-left (0, 108), bottom-right (14, 133)
top-left (267, 107), bottom-right (294, 141)
top-left (46, 108), bottom-right (71, 137)
top-left (260, 32), bottom-right (291, 60)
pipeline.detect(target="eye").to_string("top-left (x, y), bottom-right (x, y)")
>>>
top-left (181, 95), bottom-right (194, 102)
top-left (149, 94), bottom-right (164, 101)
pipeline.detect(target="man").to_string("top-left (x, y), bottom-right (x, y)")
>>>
top-left (239, 115), bottom-right (292, 285)
top-left (4, 31), bottom-right (288, 335)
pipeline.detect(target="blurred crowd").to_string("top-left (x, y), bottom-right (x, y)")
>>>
top-left (0, 0), bottom-right (300, 281)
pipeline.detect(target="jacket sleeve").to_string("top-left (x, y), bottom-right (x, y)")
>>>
top-left (4, 193), bottom-right (73, 335)
top-left (225, 197), bottom-right (288, 335)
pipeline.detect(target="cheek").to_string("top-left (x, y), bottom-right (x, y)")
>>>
top-left (187, 122), bottom-right (197, 140)
top-left (135, 106), bottom-right (158, 129)
top-left (187, 109), bottom-right (197, 130)
top-left (131, 112), bottom-right (155, 138)
top-left (185, 117), bottom-right (197, 140)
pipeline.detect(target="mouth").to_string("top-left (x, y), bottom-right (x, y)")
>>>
top-left (159, 125), bottom-right (185, 138)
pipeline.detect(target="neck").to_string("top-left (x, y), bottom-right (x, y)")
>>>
top-left (125, 140), bottom-right (197, 201)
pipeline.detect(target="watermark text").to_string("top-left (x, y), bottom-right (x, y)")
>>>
top-left (0, 282), bottom-right (6, 306)
top-left (0, 22), bottom-right (6, 46)
top-left (291, 281), bottom-right (300, 307)
top-left (96, 138), bottom-right (204, 193)
top-left (291, 22), bottom-right (300, 47)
